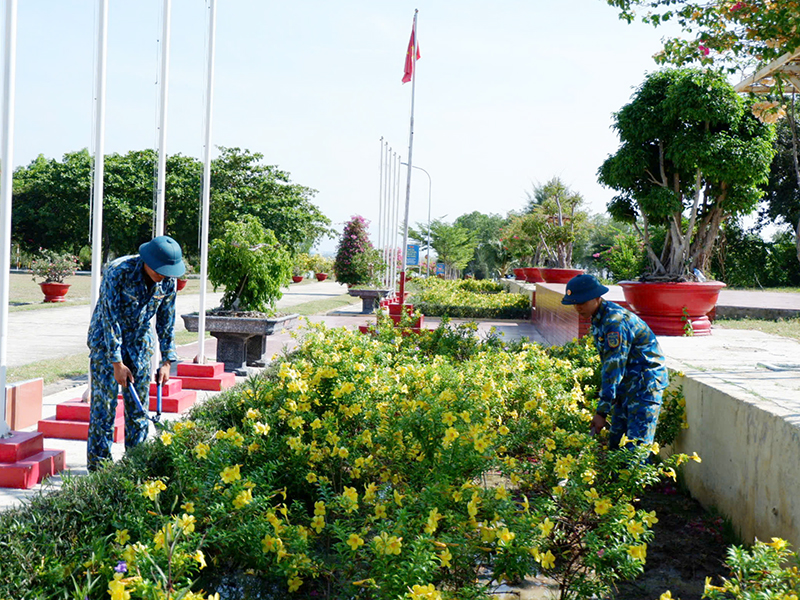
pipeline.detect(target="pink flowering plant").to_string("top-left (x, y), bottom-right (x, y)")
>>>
top-left (30, 248), bottom-right (79, 284)
top-left (333, 215), bottom-right (384, 287)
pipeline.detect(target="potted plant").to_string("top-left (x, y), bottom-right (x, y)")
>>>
top-left (311, 254), bottom-right (333, 281)
top-left (30, 248), bottom-right (79, 302)
top-left (181, 215), bottom-right (297, 373)
top-left (598, 68), bottom-right (776, 335)
top-left (334, 215), bottom-right (389, 312)
top-left (291, 253), bottom-right (311, 283)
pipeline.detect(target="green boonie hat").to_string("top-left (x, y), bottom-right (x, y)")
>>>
top-left (139, 235), bottom-right (185, 278)
top-left (561, 274), bottom-right (609, 305)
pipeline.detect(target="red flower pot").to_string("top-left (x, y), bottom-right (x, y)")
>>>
top-left (512, 268), bottom-right (526, 280)
top-left (39, 282), bottom-right (70, 302)
top-left (619, 280), bottom-right (726, 336)
top-left (388, 303), bottom-right (415, 317)
top-left (292, 275), bottom-right (304, 283)
top-left (315, 273), bottom-right (328, 281)
top-left (540, 268), bottom-right (585, 284)
top-left (523, 267), bottom-right (545, 283)
top-left (176, 278), bottom-right (188, 291)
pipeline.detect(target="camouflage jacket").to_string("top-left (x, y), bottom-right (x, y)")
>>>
top-left (87, 255), bottom-right (178, 365)
top-left (590, 300), bottom-right (668, 416)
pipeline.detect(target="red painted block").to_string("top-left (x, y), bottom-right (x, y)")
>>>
top-left (149, 379), bottom-right (183, 396)
top-left (148, 389), bottom-right (197, 413)
top-left (38, 415), bottom-right (124, 443)
top-left (4, 378), bottom-right (44, 430)
top-left (0, 449), bottom-right (66, 489)
top-left (176, 371), bottom-right (236, 392)
top-left (0, 431), bottom-right (44, 463)
top-left (56, 399), bottom-right (123, 422)
top-left (177, 362), bottom-right (224, 378)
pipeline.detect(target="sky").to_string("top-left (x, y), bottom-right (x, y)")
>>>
top-left (4, 1), bottom-right (687, 254)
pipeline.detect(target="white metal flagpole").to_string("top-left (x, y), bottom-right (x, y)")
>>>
top-left (155, 0), bottom-right (172, 237)
top-left (377, 138), bottom-right (385, 286)
top-left (399, 9), bottom-right (419, 303)
top-left (197, 0), bottom-right (217, 363)
top-left (0, 0), bottom-right (18, 438)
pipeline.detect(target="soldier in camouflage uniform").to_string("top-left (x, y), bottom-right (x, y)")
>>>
top-left (562, 274), bottom-right (668, 449)
top-left (86, 236), bottom-right (185, 471)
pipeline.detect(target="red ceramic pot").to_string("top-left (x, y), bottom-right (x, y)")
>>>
top-left (512, 268), bottom-right (526, 280)
top-left (40, 282), bottom-right (71, 302)
top-left (388, 303), bottom-right (415, 317)
top-left (292, 275), bottom-right (304, 283)
top-left (523, 267), bottom-right (545, 283)
top-left (540, 268), bottom-right (585, 284)
top-left (315, 273), bottom-right (328, 281)
top-left (176, 278), bottom-right (188, 291)
top-left (619, 280), bottom-right (726, 336)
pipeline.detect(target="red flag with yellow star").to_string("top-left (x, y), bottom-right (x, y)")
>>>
top-left (402, 21), bottom-right (420, 83)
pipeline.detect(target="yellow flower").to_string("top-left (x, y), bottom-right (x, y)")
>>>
top-left (627, 543), bottom-right (647, 562)
top-left (347, 533), bottom-right (365, 551)
top-left (114, 529), bottom-right (130, 545)
top-left (498, 527), bottom-right (515, 545)
top-left (311, 515), bottom-right (325, 533)
top-left (374, 504), bottom-right (388, 519)
top-left (443, 427), bottom-right (460, 446)
top-left (343, 486), bottom-right (359, 512)
top-left (424, 508), bottom-right (443, 534)
top-left (177, 513), bottom-right (196, 534)
top-left (626, 520), bottom-right (645, 538)
top-left (288, 576), bottom-right (303, 593)
top-left (540, 550), bottom-right (556, 569)
top-left (407, 583), bottom-right (441, 599)
top-left (584, 487), bottom-right (600, 502)
top-left (442, 411), bottom-right (457, 426)
top-left (142, 479), bottom-right (167, 501)
top-left (650, 442), bottom-right (660, 455)
top-left (363, 483), bottom-right (378, 504)
top-left (581, 469), bottom-right (596, 485)
top-left (153, 528), bottom-right (166, 550)
top-left (107, 575), bottom-right (130, 600)
top-left (393, 489), bottom-right (404, 507)
top-left (337, 447), bottom-right (349, 459)
top-left (594, 498), bottom-right (613, 516)
top-left (544, 438), bottom-right (556, 451)
top-left (314, 501), bottom-right (326, 516)
top-left (498, 424), bottom-right (510, 436)
top-left (194, 442), bottom-right (210, 459)
top-left (254, 422), bottom-right (271, 435)
top-left (439, 548), bottom-right (452, 568)
top-left (460, 411), bottom-right (471, 423)
top-left (220, 464), bottom-right (242, 484)
top-left (659, 592), bottom-right (673, 600)
top-left (194, 549), bottom-right (207, 569)
top-left (495, 486), bottom-right (508, 501)
top-left (160, 431), bottom-right (173, 446)
top-left (233, 489), bottom-right (253, 509)
top-left (767, 537), bottom-right (788, 551)
top-left (473, 437), bottom-right (489, 453)
top-left (306, 472), bottom-right (318, 483)
top-left (539, 517), bottom-right (554, 537)
top-left (642, 510), bottom-right (659, 527)
top-left (690, 452), bottom-right (702, 463)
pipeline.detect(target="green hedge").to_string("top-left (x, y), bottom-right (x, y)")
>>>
top-left (410, 278), bottom-right (530, 319)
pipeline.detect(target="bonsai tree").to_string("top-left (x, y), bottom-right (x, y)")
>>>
top-left (208, 214), bottom-right (292, 312)
top-left (292, 253), bottom-right (313, 277)
top-left (598, 68), bottom-right (776, 281)
top-left (500, 213), bottom-right (546, 267)
top-left (30, 248), bottom-right (79, 284)
top-left (333, 215), bottom-right (383, 286)
top-left (526, 177), bottom-right (588, 268)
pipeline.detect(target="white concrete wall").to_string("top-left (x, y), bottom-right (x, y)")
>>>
top-left (672, 370), bottom-right (800, 549)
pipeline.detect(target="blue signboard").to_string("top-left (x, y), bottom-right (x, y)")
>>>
top-left (406, 244), bottom-right (420, 266)
top-left (435, 262), bottom-right (445, 276)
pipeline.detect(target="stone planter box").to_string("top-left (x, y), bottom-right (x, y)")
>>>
top-left (182, 312), bottom-right (299, 374)
top-left (347, 288), bottom-right (391, 313)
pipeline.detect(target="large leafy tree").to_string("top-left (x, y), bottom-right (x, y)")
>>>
top-left (11, 147), bottom-right (331, 262)
top-left (525, 177), bottom-right (588, 269)
top-left (598, 68), bottom-right (776, 280)
top-left (453, 211), bottom-right (508, 279)
top-left (409, 219), bottom-right (475, 279)
top-left (606, 0), bottom-right (800, 68)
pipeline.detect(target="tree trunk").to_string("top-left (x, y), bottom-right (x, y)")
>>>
top-left (789, 94), bottom-right (800, 265)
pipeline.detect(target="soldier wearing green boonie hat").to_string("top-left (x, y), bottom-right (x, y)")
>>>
top-left (562, 274), bottom-right (668, 450)
top-left (86, 236), bottom-right (185, 471)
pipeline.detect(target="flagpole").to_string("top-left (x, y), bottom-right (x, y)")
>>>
top-left (197, 0), bottom-right (217, 363)
top-left (377, 137), bottom-right (384, 286)
top-left (399, 9), bottom-right (418, 305)
top-left (155, 0), bottom-right (172, 237)
top-left (0, 0), bottom-right (18, 438)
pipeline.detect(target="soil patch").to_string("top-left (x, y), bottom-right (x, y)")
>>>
top-left (612, 481), bottom-right (731, 600)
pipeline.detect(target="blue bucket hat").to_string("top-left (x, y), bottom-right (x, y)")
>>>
top-left (139, 235), bottom-right (185, 278)
top-left (561, 274), bottom-right (609, 305)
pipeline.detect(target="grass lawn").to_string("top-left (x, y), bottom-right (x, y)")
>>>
top-left (714, 316), bottom-right (800, 341)
top-left (8, 272), bottom-right (214, 312)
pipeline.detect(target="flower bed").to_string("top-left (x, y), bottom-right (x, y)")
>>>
top-left (410, 279), bottom-right (530, 319)
top-left (0, 322), bottom-right (699, 600)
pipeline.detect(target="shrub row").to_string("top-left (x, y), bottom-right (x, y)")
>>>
top-left (410, 279), bottom-right (530, 319)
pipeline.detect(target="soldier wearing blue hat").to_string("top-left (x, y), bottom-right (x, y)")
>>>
top-left (86, 236), bottom-right (186, 471)
top-left (562, 274), bottom-right (668, 449)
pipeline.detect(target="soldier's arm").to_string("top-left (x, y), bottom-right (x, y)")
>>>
top-left (155, 281), bottom-right (179, 364)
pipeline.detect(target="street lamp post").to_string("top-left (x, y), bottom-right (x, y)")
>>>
top-left (401, 163), bottom-right (431, 276)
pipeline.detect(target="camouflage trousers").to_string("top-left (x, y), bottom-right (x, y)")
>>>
top-left (608, 390), bottom-right (663, 451)
top-left (86, 353), bottom-right (151, 472)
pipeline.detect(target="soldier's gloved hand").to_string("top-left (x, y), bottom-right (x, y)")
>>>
top-left (113, 362), bottom-right (134, 388)
top-left (590, 412), bottom-right (607, 436)
top-left (156, 362), bottom-right (171, 386)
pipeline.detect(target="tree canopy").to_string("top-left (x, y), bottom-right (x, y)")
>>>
top-left (11, 146), bottom-right (332, 263)
top-left (598, 68), bottom-right (776, 280)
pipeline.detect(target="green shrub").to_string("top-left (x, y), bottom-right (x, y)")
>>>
top-left (410, 278), bottom-right (530, 319)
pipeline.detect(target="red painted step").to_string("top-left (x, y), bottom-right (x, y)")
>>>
top-left (38, 415), bottom-right (125, 443)
top-left (177, 362), bottom-right (224, 378)
top-left (56, 399), bottom-right (123, 422)
top-left (0, 431), bottom-right (43, 463)
top-left (176, 371), bottom-right (236, 392)
top-left (0, 449), bottom-right (66, 489)
top-left (149, 379), bottom-right (183, 396)
top-left (148, 389), bottom-right (197, 413)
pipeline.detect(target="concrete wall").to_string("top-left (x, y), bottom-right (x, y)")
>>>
top-left (672, 372), bottom-right (800, 549)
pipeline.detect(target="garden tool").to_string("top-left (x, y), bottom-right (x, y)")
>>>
top-left (127, 382), bottom-right (163, 427)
